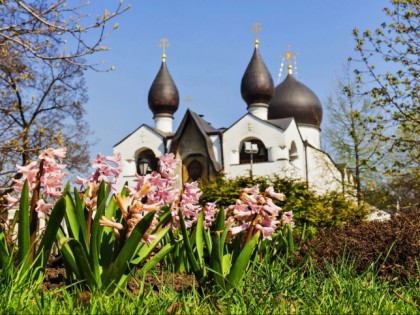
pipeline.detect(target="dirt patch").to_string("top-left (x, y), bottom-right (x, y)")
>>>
top-left (40, 263), bottom-right (197, 295)
top-left (299, 208), bottom-right (420, 279)
top-left (128, 272), bottom-right (197, 295)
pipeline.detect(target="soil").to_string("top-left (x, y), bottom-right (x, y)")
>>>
top-left (41, 263), bottom-right (197, 296)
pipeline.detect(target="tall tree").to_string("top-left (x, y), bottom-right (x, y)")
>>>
top-left (0, 1), bottom-right (129, 193)
top-left (323, 66), bottom-right (383, 204)
top-left (351, 0), bottom-right (419, 175)
top-left (0, 1), bottom-right (129, 68)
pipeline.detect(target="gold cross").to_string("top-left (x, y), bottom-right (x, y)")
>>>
top-left (185, 96), bottom-right (192, 108)
top-left (159, 38), bottom-right (169, 62)
top-left (282, 45), bottom-right (297, 74)
top-left (250, 22), bottom-right (262, 47)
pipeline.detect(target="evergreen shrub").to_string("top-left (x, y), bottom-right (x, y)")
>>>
top-left (199, 174), bottom-right (368, 229)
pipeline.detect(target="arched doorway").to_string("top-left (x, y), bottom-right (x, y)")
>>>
top-left (182, 154), bottom-right (208, 183)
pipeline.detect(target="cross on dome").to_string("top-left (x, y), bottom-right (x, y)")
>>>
top-left (184, 96), bottom-right (192, 108)
top-left (159, 38), bottom-right (169, 62)
top-left (284, 45), bottom-right (298, 75)
top-left (250, 22), bottom-right (262, 48)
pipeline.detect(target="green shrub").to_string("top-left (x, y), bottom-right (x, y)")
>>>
top-left (199, 174), bottom-right (368, 229)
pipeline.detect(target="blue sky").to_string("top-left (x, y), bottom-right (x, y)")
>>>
top-left (83, 0), bottom-right (388, 158)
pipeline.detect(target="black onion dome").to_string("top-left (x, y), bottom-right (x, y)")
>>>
top-left (148, 61), bottom-right (179, 116)
top-left (241, 47), bottom-right (274, 107)
top-left (268, 74), bottom-right (323, 127)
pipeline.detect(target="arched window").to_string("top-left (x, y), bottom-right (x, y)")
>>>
top-left (239, 139), bottom-right (268, 164)
top-left (289, 142), bottom-right (298, 161)
top-left (136, 149), bottom-right (158, 175)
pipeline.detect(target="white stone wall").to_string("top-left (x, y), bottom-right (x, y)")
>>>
top-left (306, 147), bottom-right (344, 194)
top-left (222, 115), bottom-right (306, 179)
top-left (113, 125), bottom-right (166, 191)
top-left (210, 135), bottom-right (222, 165)
top-left (297, 124), bottom-right (321, 149)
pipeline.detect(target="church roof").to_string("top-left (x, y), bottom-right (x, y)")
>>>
top-left (268, 73), bottom-right (323, 128)
top-left (189, 111), bottom-right (218, 134)
top-left (148, 60), bottom-right (180, 116)
top-left (240, 46), bottom-right (274, 107)
top-left (267, 117), bottom-right (294, 130)
top-left (170, 109), bottom-right (222, 172)
top-left (113, 123), bottom-right (168, 147)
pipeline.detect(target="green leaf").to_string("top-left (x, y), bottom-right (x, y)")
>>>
top-left (64, 193), bottom-right (83, 243)
top-left (34, 197), bottom-right (66, 269)
top-left (203, 228), bottom-right (212, 254)
top-left (210, 232), bottom-right (225, 289)
top-left (178, 209), bottom-right (204, 282)
top-left (195, 211), bottom-right (205, 268)
top-left (131, 227), bottom-right (170, 265)
top-left (73, 188), bottom-right (87, 244)
top-left (64, 238), bottom-right (98, 289)
top-left (138, 243), bottom-right (174, 277)
top-left (102, 211), bottom-right (156, 289)
top-left (100, 194), bottom-right (119, 271)
top-left (18, 180), bottom-right (30, 266)
top-left (213, 207), bottom-right (225, 232)
top-left (226, 231), bottom-right (260, 290)
top-left (287, 224), bottom-right (295, 252)
top-left (56, 230), bottom-right (81, 280)
top-left (0, 225), bottom-right (12, 277)
top-left (89, 181), bottom-right (107, 286)
top-left (222, 253), bottom-right (231, 276)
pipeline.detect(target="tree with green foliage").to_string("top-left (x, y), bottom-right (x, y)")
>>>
top-left (351, 0), bottom-right (419, 175)
top-left (323, 66), bottom-right (384, 204)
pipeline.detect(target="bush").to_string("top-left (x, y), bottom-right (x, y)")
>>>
top-left (199, 174), bottom-right (368, 229)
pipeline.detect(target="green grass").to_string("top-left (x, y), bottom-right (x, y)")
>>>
top-left (0, 258), bottom-right (419, 314)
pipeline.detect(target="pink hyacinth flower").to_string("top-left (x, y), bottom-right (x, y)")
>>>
top-left (159, 153), bottom-right (178, 175)
top-left (265, 187), bottom-right (285, 201)
top-left (281, 210), bottom-right (294, 226)
top-left (35, 199), bottom-right (54, 219)
top-left (243, 185), bottom-right (260, 195)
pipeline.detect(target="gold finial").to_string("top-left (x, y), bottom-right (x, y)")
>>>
top-left (185, 96), bottom-right (192, 108)
top-left (159, 38), bottom-right (169, 62)
top-left (250, 22), bottom-right (262, 48)
top-left (283, 44), bottom-right (297, 75)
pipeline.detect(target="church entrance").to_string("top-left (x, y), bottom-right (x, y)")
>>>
top-left (182, 154), bottom-right (208, 183)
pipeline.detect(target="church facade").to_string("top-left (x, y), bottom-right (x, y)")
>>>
top-left (113, 39), bottom-right (354, 195)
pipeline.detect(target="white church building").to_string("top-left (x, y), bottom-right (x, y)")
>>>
top-left (113, 38), bottom-right (354, 195)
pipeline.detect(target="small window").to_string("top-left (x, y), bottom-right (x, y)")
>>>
top-left (289, 142), bottom-right (298, 161)
top-left (239, 139), bottom-right (268, 164)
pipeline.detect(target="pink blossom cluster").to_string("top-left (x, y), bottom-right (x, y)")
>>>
top-left (203, 202), bottom-right (217, 230)
top-left (170, 181), bottom-right (203, 229)
top-left (104, 153), bottom-right (217, 242)
top-left (131, 153), bottom-right (204, 230)
top-left (108, 190), bottom-right (161, 244)
top-left (5, 148), bottom-right (68, 219)
top-left (75, 153), bottom-right (122, 192)
top-left (102, 153), bottom-right (181, 243)
top-left (225, 185), bottom-right (290, 240)
top-left (131, 153), bottom-right (180, 206)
